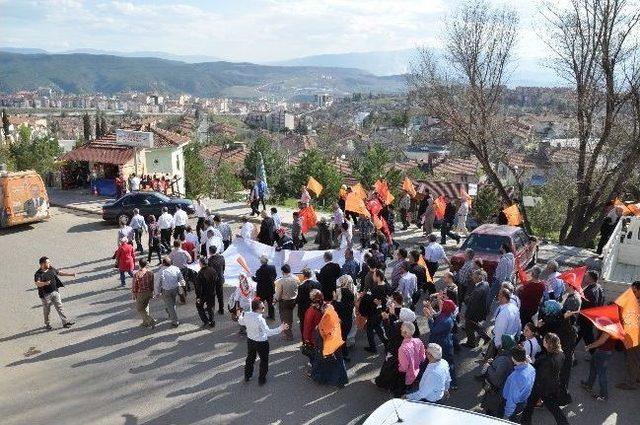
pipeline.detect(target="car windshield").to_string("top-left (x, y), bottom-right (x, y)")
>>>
top-left (461, 233), bottom-right (511, 254)
top-left (148, 193), bottom-right (170, 203)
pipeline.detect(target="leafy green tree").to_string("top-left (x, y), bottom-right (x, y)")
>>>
top-left (82, 112), bottom-right (91, 141)
top-left (290, 149), bottom-right (343, 206)
top-left (212, 162), bottom-right (243, 199)
top-left (472, 186), bottom-right (501, 225)
top-left (10, 135), bottom-right (62, 176)
top-left (100, 115), bottom-right (108, 135)
top-left (350, 143), bottom-right (392, 188)
top-left (95, 114), bottom-right (101, 138)
top-left (0, 143), bottom-right (15, 170)
top-left (243, 135), bottom-right (286, 185)
top-left (526, 170), bottom-right (576, 241)
top-left (183, 143), bottom-right (213, 199)
top-left (1, 109), bottom-right (10, 136)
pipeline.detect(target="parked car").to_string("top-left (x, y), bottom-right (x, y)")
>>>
top-left (450, 224), bottom-right (538, 281)
top-left (102, 192), bottom-right (195, 224)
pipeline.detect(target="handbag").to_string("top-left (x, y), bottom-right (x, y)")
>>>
top-left (300, 342), bottom-right (316, 358)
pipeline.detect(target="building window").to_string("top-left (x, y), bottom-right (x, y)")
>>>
top-left (176, 155), bottom-right (180, 170)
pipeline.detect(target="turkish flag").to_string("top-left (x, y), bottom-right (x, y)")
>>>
top-left (366, 198), bottom-right (384, 218)
top-left (580, 305), bottom-right (626, 340)
top-left (345, 192), bottom-right (370, 218)
top-left (615, 288), bottom-right (640, 348)
top-left (516, 258), bottom-right (529, 284)
top-left (558, 266), bottom-right (587, 299)
top-left (299, 206), bottom-right (317, 233)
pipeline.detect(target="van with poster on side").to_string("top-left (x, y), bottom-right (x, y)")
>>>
top-left (0, 165), bottom-right (50, 228)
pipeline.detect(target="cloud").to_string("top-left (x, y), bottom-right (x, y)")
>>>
top-left (0, 0), bottom-right (546, 62)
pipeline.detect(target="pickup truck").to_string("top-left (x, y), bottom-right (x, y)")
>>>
top-left (601, 216), bottom-right (640, 299)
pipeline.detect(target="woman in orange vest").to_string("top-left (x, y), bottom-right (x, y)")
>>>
top-left (309, 300), bottom-right (349, 387)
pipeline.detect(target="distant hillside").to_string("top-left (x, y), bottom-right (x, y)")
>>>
top-left (0, 52), bottom-right (406, 98)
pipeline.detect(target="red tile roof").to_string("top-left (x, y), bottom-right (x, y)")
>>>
top-left (431, 157), bottom-right (480, 176)
top-left (150, 127), bottom-right (190, 148)
top-left (200, 144), bottom-right (248, 172)
top-left (61, 136), bottom-right (135, 165)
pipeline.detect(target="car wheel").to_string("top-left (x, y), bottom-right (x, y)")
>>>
top-left (528, 248), bottom-right (539, 268)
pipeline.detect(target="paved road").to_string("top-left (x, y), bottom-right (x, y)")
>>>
top-left (0, 208), bottom-right (635, 425)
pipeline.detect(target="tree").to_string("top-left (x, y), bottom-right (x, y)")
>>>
top-left (526, 169), bottom-right (576, 241)
top-left (243, 135), bottom-right (287, 186)
top-left (212, 162), bottom-right (243, 199)
top-left (472, 186), bottom-right (501, 224)
top-left (183, 143), bottom-right (213, 198)
top-left (290, 149), bottom-right (343, 206)
top-left (82, 112), bottom-right (91, 141)
top-left (350, 142), bottom-right (394, 188)
top-left (100, 115), bottom-right (108, 135)
top-left (1, 109), bottom-right (10, 136)
top-left (95, 113), bottom-right (101, 138)
top-left (10, 135), bottom-right (62, 176)
top-left (542, 0), bottom-right (640, 246)
top-left (408, 0), bottom-right (528, 230)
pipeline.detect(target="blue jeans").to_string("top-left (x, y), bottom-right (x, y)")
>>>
top-left (119, 270), bottom-right (134, 287)
top-left (586, 350), bottom-right (612, 398)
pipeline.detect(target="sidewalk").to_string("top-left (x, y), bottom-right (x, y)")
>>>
top-left (47, 187), bottom-right (600, 269)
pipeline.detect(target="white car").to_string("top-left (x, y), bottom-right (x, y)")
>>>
top-left (363, 399), bottom-right (512, 425)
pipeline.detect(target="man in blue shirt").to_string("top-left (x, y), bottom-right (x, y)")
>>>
top-left (502, 345), bottom-right (535, 421)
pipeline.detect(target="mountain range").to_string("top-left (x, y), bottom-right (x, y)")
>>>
top-left (0, 51), bottom-right (406, 98)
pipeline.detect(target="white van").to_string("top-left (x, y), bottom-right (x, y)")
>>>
top-left (363, 399), bottom-right (511, 425)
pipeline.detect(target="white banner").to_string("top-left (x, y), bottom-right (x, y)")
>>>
top-left (188, 238), bottom-right (363, 286)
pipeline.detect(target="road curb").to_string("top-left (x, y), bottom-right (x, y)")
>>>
top-left (50, 202), bottom-right (102, 216)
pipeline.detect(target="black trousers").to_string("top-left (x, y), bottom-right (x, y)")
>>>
top-left (576, 316), bottom-right (596, 352)
top-left (520, 392), bottom-right (569, 425)
top-left (440, 222), bottom-right (460, 244)
top-left (366, 317), bottom-right (388, 350)
top-left (464, 319), bottom-right (489, 346)
top-left (245, 339), bottom-right (269, 381)
top-left (196, 217), bottom-right (205, 242)
top-left (426, 261), bottom-right (439, 282)
top-left (160, 229), bottom-right (172, 252)
top-left (400, 208), bottom-right (409, 229)
top-left (250, 200), bottom-right (260, 216)
top-left (133, 229), bottom-right (144, 252)
top-left (196, 298), bottom-right (215, 325)
top-left (147, 239), bottom-right (162, 263)
top-left (223, 240), bottom-right (231, 251)
top-left (214, 283), bottom-right (224, 313)
top-left (263, 295), bottom-right (275, 319)
top-left (173, 225), bottom-right (185, 241)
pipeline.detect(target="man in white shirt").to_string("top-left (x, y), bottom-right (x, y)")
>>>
top-left (173, 205), bottom-right (188, 241)
top-left (154, 256), bottom-right (185, 327)
top-left (157, 207), bottom-right (174, 253)
top-left (490, 288), bottom-right (522, 359)
top-left (397, 262), bottom-right (418, 308)
top-left (407, 343), bottom-right (451, 402)
top-left (129, 174), bottom-right (141, 191)
top-left (238, 299), bottom-right (288, 385)
top-left (214, 215), bottom-right (233, 250)
top-left (129, 208), bottom-right (147, 253)
top-left (194, 198), bottom-right (207, 241)
top-left (424, 234), bottom-right (450, 279)
top-left (204, 229), bottom-right (224, 258)
top-left (270, 207), bottom-right (282, 229)
top-left (239, 217), bottom-right (255, 240)
top-left (184, 225), bottom-right (199, 247)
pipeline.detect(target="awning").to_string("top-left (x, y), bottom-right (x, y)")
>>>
top-left (61, 142), bottom-right (135, 165)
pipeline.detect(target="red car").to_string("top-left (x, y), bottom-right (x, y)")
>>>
top-left (450, 224), bottom-right (538, 281)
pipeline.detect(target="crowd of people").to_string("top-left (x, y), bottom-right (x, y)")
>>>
top-left (109, 172), bottom-right (182, 198)
top-left (33, 185), bottom-right (640, 424)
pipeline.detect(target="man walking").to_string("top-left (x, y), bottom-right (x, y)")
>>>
top-left (254, 255), bottom-right (277, 320)
top-left (317, 251), bottom-right (341, 302)
top-left (207, 246), bottom-right (226, 315)
top-left (34, 256), bottom-right (75, 330)
top-left (132, 258), bottom-right (156, 328)
top-left (398, 190), bottom-right (411, 230)
top-left (295, 268), bottom-right (321, 339)
top-left (194, 198), bottom-right (207, 241)
top-left (424, 234), bottom-right (450, 281)
top-left (129, 208), bottom-right (147, 253)
top-left (213, 215), bottom-right (232, 251)
top-left (195, 257), bottom-right (218, 328)
top-left (173, 205), bottom-right (188, 241)
top-left (154, 256), bottom-right (185, 327)
top-left (464, 269), bottom-right (491, 348)
top-left (158, 207), bottom-right (174, 253)
top-left (441, 196), bottom-right (461, 245)
top-left (274, 264), bottom-right (298, 340)
top-left (239, 299), bottom-right (288, 385)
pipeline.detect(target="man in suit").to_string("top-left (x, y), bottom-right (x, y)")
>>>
top-left (441, 196), bottom-right (461, 245)
top-left (207, 245), bottom-right (226, 315)
top-left (464, 269), bottom-right (491, 348)
top-left (295, 267), bottom-right (321, 339)
top-left (253, 255), bottom-right (277, 320)
top-left (317, 251), bottom-right (341, 301)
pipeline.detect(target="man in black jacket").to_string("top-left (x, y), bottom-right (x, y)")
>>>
top-left (257, 211), bottom-right (276, 246)
top-left (464, 269), bottom-right (491, 348)
top-left (295, 268), bottom-right (321, 339)
top-left (207, 245), bottom-right (225, 315)
top-left (195, 257), bottom-right (218, 328)
top-left (577, 270), bottom-right (604, 351)
top-left (440, 196), bottom-right (461, 245)
top-left (253, 255), bottom-right (277, 319)
top-left (317, 251), bottom-right (341, 301)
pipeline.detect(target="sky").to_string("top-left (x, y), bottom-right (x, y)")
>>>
top-left (0, 0), bottom-right (549, 62)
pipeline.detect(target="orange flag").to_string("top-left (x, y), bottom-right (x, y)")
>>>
top-left (615, 288), bottom-right (640, 348)
top-left (580, 305), bottom-right (626, 341)
top-left (345, 192), bottom-right (370, 217)
top-left (628, 203), bottom-right (640, 216)
top-left (614, 198), bottom-right (634, 216)
top-left (306, 176), bottom-right (323, 196)
top-left (299, 206), bottom-right (318, 233)
top-left (373, 215), bottom-right (383, 230)
top-left (351, 183), bottom-right (367, 200)
top-left (503, 204), bottom-right (523, 226)
top-left (402, 177), bottom-right (417, 198)
top-left (434, 196), bottom-right (446, 221)
top-left (417, 255), bottom-right (434, 283)
top-left (374, 180), bottom-right (394, 205)
top-left (236, 255), bottom-right (251, 274)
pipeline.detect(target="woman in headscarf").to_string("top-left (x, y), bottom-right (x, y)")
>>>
top-left (146, 215), bottom-right (162, 264)
top-left (310, 300), bottom-right (348, 387)
top-left (334, 275), bottom-right (355, 362)
top-left (302, 289), bottom-right (324, 348)
top-left (424, 296), bottom-right (458, 389)
top-left (397, 321), bottom-right (426, 393)
top-left (228, 273), bottom-right (255, 335)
